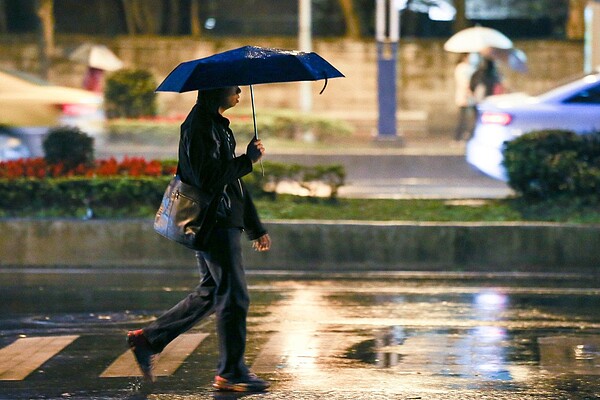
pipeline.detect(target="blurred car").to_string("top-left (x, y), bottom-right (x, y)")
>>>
top-left (466, 71), bottom-right (600, 181)
top-left (0, 68), bottom-right (106, 157)
top-left (0, 131), bottom-right (30, 161)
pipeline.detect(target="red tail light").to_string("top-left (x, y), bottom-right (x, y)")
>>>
top-left (480, 111), bottom-right (512, 126)
top-left (58, 104), bottom-right (97, 116)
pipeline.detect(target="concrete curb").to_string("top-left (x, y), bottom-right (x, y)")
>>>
top-left (1, 219), bottom-right (599, 273)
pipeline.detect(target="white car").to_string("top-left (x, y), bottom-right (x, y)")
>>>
top-left (466, 72), bottom-right (600, 181)
top-left (0, 132), bottom-right (30, 161)
top-left (0, 68), bottom-right (106, 158)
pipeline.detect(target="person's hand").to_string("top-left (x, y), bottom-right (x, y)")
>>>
top-left (252, 233), bottom-right (271, 252)
top-left (246, 138), bottom-right (265, 163)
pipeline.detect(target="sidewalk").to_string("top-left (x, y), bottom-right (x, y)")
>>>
top-left (98, 127), bottom-right (467, 159)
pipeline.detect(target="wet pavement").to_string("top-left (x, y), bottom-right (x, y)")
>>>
top-left (1, 268), bottom-right (600, 399)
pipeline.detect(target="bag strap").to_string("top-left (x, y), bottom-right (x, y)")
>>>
top-left (175, 163), bottom-right (226, 196)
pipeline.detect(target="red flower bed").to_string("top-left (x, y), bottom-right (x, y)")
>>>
top-left (0, 157), bottom-right (176, 180)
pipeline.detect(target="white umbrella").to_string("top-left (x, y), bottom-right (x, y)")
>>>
top-left (69, 43), bottom-right (124, 71)
top-left (444, 27), bottom-right (513, 53)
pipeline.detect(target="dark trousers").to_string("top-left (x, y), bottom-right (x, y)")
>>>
top-left (143, 228), bottom-right (250, 379)
top-left (454, 105), bottom-right (476, 141)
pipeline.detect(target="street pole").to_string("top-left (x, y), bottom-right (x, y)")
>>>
top-left (376, 0), bottom-right (401, 143)
top-left (584, 0), bottom-right (600, 73)
top-left (299, 0), bottom-right (312, 113)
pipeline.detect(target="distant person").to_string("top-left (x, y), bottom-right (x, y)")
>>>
top-left (126, 86), bottom-right (272, 392)
top-left (469, 57), bottom-right (504, 104)
top-left (82, 66), bottom-right (104, 93)
top-left (453, 53), bottom-right (476, 142)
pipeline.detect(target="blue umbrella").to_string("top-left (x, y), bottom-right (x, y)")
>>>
top-left (155, 45), bottom-right (344, 92)
top-left (156, 46), bottom-right (344, 146)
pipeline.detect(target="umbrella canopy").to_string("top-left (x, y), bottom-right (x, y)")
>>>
top-left (69, 43), bottom-right (124, 71)
top-left (487, 47), bottom-right (528, 73)
top-left (444, 27), bottom-right (513, 53)
top-left (155, 45), bottom-right (344, 93)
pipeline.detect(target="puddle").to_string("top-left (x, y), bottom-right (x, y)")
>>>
top-left (538, 335), bottom-right (600, 375)
top-left (346, 326), bottom-right (530, 381)
top-left (22, 311), bottom-right (156, 327)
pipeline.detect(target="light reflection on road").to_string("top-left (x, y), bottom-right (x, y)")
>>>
top-left (253, 280), bottom-right (600, 394)
top-left (1, 271), bottom-right (600, 398)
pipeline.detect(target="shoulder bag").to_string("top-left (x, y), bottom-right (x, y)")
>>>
top-left (154, 174), bottom-right (223, 251)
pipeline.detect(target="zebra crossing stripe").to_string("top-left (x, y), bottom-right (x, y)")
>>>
top-left (100, 333), bottom-right (209, 378)
top-left (251, 331), bottom-right (312, 373)
top-left (0, 335), bottom-right (79, 381)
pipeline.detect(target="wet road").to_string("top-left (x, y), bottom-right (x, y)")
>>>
top-left (1, 269), bottom-right (600, 399)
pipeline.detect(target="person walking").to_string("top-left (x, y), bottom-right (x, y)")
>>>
top-left (126, 86), bottom-right (272, 392)
top-left (469, 57), bottom-right (504, 103)
top-left (453, 53), bottom-right (476, 142)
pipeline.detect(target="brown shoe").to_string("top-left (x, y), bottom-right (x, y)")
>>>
top-left (126, 329), bottom-right (156, 382)
top-left (213, 373), bottom-right (270, 392)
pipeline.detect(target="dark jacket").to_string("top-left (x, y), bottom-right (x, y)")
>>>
top-left (177, 104), bottom-right (266, 240)
top-left (469, 59), bottom-right (502, 99)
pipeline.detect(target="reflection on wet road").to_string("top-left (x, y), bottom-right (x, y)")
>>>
top-left (0, 269), bottom-right (599, 399)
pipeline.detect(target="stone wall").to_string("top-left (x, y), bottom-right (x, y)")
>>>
top-left (0, 36), bottom-right (584, 136)
top-left (0, 220), bottom-right (598, 272)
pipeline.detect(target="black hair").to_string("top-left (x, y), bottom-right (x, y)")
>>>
top-left (196, 88), bottom-right (226, 113)
top-left (196, 87), bottom-right (241, 113)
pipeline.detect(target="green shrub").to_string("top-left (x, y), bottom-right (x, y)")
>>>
top-left (0, 177), bottom-right (170, 218)
top-left (301, 164), bottom-right (346, 199)
top-left (502, 130), bottom-right (600, 198)
top-left (105, 69), bottom-right (158, 118)
top-left (43, 127), bottom-right (95, 170)
top-left (229, 109), bottom-right (354, 142)
top-left (248, 161), bottom-right (345, 200)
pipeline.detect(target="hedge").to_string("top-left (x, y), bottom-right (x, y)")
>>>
top-left (0, 176), bottom-right (171, 217)
top-left (104, 69), bottom-right (158, 118)
top-left (0, 160), bottom-right (345, 217)
top-left (502, 130), bottom-right (600, 199)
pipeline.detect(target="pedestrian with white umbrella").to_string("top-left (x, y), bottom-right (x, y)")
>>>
top-left (444, 26), bottom-right (513, 53)
top-left (69, 43), bottom-right (124, 93)
top-left (444, 26), bottom-right (528, 74)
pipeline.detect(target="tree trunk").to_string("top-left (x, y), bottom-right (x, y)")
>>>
top-left (190, 0), bottom-right (201, 37)
top-left (567, 0), bottom-right (586, 40)
top-left (122, 0), bottom-right (163, 34)
top-left (0, 0), bottom-right (7, 33)
top-left (452, 0), bottom-right (468, 33)
top-left (167, 0), bottom-right (180, 35)
top-left (338, 0), bottom-right (361, 38)
top-left (36, 0), bottom-right (54, 79)
top-left (122, 0), bottom-right (136, 34)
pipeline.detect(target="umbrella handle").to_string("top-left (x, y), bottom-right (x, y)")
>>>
top-left (250, 84), bottom-right (258, 140)
top-left (250, 85), bottom-right (264, 175)
top-left (319, 77), bottom-right (328, 95)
